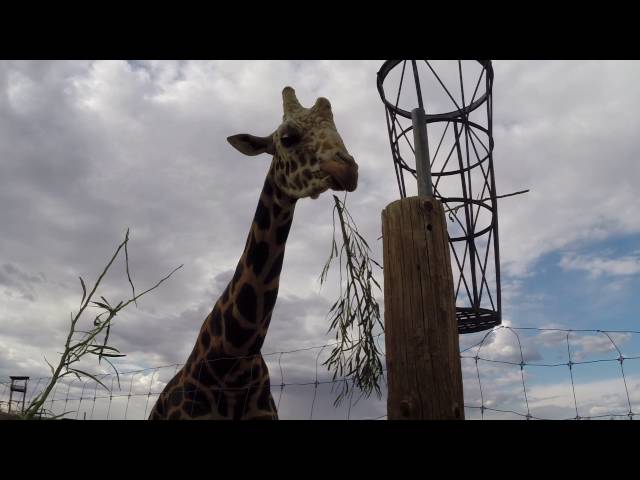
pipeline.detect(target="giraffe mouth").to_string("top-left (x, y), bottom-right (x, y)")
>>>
top-left (330, 177), bottom-right (345, 190)
top-left (319, 157), bottom-right (358, 192)
top-left (313, 170), bottom-right (349, 191)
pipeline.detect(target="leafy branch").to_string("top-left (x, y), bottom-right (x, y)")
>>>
top-left (320, 195), bottom-right (384, 406)
top-left (21, 229), bottom-right (182, 419)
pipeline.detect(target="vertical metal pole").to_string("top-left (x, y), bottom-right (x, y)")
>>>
top-left (411, 107), bottom-right (433, 197)
top-left (8, 379), bottom-right (13, 413)
top-left (21, 379), bottom-right (27, 413)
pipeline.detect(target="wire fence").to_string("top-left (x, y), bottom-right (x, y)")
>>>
top-left (461, 326), bottom-right (640, 420)
top-left (0, 336), bottom-right (389, 420)
top-left (1, 326), bottom-right (639, 419)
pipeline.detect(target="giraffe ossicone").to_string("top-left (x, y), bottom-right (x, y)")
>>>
top-left (149, 86), bottom-right (358, 419)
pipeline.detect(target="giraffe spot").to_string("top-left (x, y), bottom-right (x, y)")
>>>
top-left (262, 312), bottom-right (273, 331)
top-left (150, 398), bottom-right (165, 418)
top-left (276, 218), bottom-right (292, 245)
top-left (194, 361), bottom-right (217, 385)
top-left (233, 397), bottom-right (249, 420)
top-left (200, 329), bottom-right (211, 349)
top-left (236, 283), bottom-right (258, 323)
top-left (251, 361), bottom-right (263, 378)
top-left (211, 308), bottom-right (223, 337)
top-left (273, 202), bottom-right (282, 218)
top-left (256, 384), bottom-right (274, 411)
top-left (168, 388), bottom-right (183, 407)
top-left (265, 251), bottom-right (284, 284)
top-left (247, 240), bottom-right (269, 276)
top-left (232, 264), bottom-right (244, 291)
top-left (185, 400), bottom-right (210, 417)
top-left (303, 169), bottom-right (312, 179)
top-left (293, 175), bottom-right (303, 189)
top-left (227, 368), bottom-right (253, 388)
top-left (168, 373), bottom-right (181, 387)
top-left (168, 410), bottom-right (181, 420)
top-left (291, 158), bottom-right (299, 170)
top-left (223, 308), bottom-right (255, 346)
top-left (183, 383), bottom-right (210, 417)
top-left (214, 391), bottom-right (229, 418)
top-left (211, 356), bottom-right (241, 378)
top-left (254, 199), bottom-right (271, 230)
top-left (190, 360), bottom-right (209, 381)
top-left (264, 178), bottom-right (273, 196)
top-left (249, 334), bottom-right (266, 354)
top-left (263, 287), bottom-right (279, 317)
top-left (183, 381), bottom-right (203, 396)
top-left (221, 285), bottom-right (230, 304)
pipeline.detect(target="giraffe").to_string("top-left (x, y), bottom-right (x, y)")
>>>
top-left (148, 86), bottom-right (358, 419)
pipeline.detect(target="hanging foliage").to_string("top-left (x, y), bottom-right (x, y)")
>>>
top-left (320, 194), bottom-right (385, 406)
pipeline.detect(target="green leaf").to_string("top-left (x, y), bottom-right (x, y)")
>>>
top-left (68, 369), bottom-right (111, 392)
top-left (91, 301), bottom-right (111, 310)
top-left (92, 345), bottom-right (121, 353)
top-left (93, 312), bottom-right (108, 326)
top-left (101, 356), bottom-right (121, 389)
top-left (103, 323), bottom-right (111, 347)
top-left (79, 276), bottom-right (87, 306)
top-left (91, 351), bottom-right (125, 358)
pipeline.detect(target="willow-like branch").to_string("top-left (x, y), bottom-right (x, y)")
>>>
top-left (21, 229), bottom-right (182, 419)
top-left (320, 195), bottom-right (384, 406)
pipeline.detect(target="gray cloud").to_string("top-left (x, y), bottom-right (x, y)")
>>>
top-left (0, 262), bottom-right (44, 301)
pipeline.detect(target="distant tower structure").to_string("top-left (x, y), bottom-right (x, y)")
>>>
top-left (378, 60), bottom-right (501, 333)
top-left (9, 376), bottom-right (29, 414)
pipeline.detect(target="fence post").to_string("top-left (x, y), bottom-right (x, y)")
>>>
top-left (382, 195), bottom-right (464, 420)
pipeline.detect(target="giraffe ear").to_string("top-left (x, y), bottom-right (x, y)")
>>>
top-left (227, 134), bottom-right (275, 156)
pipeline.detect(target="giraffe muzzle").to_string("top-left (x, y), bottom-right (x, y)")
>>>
top-left (320, 153), bottom-right (359, 192)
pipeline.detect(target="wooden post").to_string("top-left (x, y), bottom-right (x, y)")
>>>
top-left (382, 196), bottom-right (464, 420)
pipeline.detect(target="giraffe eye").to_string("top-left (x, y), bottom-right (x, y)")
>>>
top-left (281, 133), bottom-right (300, 148)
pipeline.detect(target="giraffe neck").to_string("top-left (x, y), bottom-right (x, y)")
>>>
top-left (190, 162), bottom-right (297, 363)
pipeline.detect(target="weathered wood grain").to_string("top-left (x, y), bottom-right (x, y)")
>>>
top-left (382, 196), bottom-right (464, 420)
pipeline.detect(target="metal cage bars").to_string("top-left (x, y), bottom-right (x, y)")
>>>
top-left (377, 60), bottom-right (501, 333)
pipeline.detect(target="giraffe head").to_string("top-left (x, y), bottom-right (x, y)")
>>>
top-left (227, 86), bottom-right (358, 199)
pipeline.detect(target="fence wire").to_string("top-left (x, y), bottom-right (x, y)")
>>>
top-left (1, 326), bottom-right (639, 420)
top-left (460, 326), bottom-right (640, 420)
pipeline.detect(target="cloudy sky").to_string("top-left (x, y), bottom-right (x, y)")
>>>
top-left (0, 60), bottom-right (639, 420)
